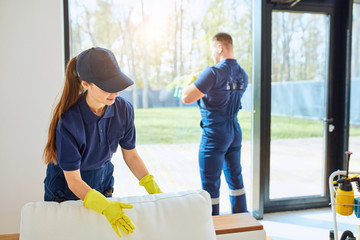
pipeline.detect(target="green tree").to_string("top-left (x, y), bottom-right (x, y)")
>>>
top-left (70, 0), bottom-right (254, 107)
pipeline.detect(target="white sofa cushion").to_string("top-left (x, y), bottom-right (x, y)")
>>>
top-left (20, 189), bottom-right (216, 240)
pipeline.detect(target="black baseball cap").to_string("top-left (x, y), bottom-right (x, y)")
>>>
top-left (76, 47), bottom-right (134, 93)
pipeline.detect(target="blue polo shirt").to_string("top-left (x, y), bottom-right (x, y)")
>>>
top-left (56, 95), bottom-right (136, 171)
top-left (194, 59), bottom-right (248, 110)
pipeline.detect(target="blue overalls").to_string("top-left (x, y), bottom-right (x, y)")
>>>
top-left (197, 62), bottom-right (247, 215)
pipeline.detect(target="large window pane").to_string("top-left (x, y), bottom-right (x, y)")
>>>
top-left (270, 11), bottom-right (328, 199)
top-left (69, 0), bottom-right (253, 214)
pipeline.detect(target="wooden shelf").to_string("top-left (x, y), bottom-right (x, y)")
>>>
top-left (0, 234), bottom-right (19, 240)
top-left (213, 213), bottom-right (263, 235)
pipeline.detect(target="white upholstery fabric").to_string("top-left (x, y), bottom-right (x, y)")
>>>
top-left (20, 190), bottom-right (216, 240)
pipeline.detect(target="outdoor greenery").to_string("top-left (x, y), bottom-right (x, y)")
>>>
top-left (271, 12), bottom-right (326, 82)
top-left (69, 1), bottom-right (360, 144)
top-left (70, 0), bottom-right (252, 108)
top-left (134, 107), bottom-right (202, 144)
top-left (271, 7), bottom-right (360, 82)
top-left (134, 107), bottom-right (360, 144)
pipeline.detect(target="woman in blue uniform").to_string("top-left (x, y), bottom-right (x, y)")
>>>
top-left (182, 33), bottom-right (248, 215)
top-left (43, 47), bottom-right (162, 237)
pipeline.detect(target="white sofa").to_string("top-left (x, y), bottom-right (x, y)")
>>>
top-left (20, 189), bottom-right (266, 240)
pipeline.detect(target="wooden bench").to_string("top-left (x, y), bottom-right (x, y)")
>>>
top-left (213, 213), bottom-right (267, 240)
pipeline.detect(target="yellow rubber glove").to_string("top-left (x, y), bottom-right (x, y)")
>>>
top-left (83, 189), bottom-right (135, 237)
top-left (139, 174), bottom-right (163, 194)
top-left (186, 72), bottom-right (200, 86)
top-left (186, 73), bottom-right (197, 86)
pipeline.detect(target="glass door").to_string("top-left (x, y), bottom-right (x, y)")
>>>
top-left (269, 11), bottom-right (329, 203)
top-left (349, 3), bottom-right (360, 173)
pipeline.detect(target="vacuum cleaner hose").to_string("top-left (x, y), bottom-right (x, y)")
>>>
top-left (340, 230), bottom-right (355, 240)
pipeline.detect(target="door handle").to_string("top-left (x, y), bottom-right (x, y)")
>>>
top-left (323, 118), bottom-right (334, 124)
top-left (323, 118), bottom-right (335, 132)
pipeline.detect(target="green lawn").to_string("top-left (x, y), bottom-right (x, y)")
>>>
top-left (134, 107), bottom-right (360, 144)
top-left (134, 107), bottom-right (203, 144)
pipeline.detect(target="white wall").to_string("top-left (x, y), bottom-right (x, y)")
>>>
top-left (0, 0), bottom-right (64, 234)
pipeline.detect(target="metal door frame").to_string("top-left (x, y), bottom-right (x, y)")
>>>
top-left (251, 0), bottom-right (353, 218)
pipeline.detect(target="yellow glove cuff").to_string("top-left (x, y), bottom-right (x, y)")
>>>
top-left (139, 174), bottom-right (154, 186)
top-left (83, 189), bottom-right (109, 214)
top-left (139, 174), bottom-right (163, 194)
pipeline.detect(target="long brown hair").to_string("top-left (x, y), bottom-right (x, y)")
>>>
top-left (43, 56), bottom-right (85, 165)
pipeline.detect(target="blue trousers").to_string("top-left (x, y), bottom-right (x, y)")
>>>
top-left (44, 161), bottom-right (114, 202)
top-left (199, 117), bottom-right (247, 215)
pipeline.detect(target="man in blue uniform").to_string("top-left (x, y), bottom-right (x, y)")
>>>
top-left (182, 32), bottom-right (248, 215)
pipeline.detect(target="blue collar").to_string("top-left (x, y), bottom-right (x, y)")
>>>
top-left (217, 58), bottom-right (236, 65)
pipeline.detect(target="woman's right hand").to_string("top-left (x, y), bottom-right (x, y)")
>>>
top-left (83, 189), bottom-right (135, 238)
